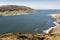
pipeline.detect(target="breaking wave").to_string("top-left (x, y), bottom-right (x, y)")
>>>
top-left (43, 14), bottom-right (59, 34)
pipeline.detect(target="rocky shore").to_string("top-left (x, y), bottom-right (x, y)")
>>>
top-left (49, 14), bottom-right (60, 34)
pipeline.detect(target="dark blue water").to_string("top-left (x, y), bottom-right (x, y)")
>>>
top-left (0, 10), bottom-right (60, 34)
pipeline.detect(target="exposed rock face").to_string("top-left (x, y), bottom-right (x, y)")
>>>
top-left (0, 33), bottom-right (60, 40)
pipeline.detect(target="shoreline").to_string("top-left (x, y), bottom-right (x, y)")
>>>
top-left (43, 14), bottom-right (59, 34)
top-left (3, 13), bottom-right (28, 16)
top-left (43, 26), bottom-right (57, 34)
top-left (0, 11), bottom-right (29, 16)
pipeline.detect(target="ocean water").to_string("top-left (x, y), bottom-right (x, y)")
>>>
top-left (0, 10), bottom-right (60, 34)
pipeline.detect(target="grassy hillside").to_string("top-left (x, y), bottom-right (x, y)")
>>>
top-left (0, 5), bottom-right (37, 16)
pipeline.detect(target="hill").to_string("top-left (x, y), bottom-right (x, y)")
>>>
top-left (0, 5), bottom-right (37, 12)
top-left (0, 5), bottom-right (37, 16)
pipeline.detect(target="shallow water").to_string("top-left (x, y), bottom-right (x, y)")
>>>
top-left (0, 10), bottom-right (60, 34)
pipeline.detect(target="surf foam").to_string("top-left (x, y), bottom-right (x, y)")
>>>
top-left (43, 26), bottom-right (57, 33)
top-left (43, 14), bottom-right (59, 34)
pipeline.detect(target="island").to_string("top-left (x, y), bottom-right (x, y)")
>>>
top-left (0, 5), bottom-right (37, 16)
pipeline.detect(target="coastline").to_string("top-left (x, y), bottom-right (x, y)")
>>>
top-left (0, 11), bottom-right (29, 16)
top-left (43, 26), bottom-right (57, 34)
top-left (43, 14), bottom-right (60, 34)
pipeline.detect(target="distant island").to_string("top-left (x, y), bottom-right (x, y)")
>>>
top-left (0, 5), bottom-right (37, 16)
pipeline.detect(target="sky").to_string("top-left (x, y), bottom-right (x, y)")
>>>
top-left (0, 0), bottom-right (60, 9)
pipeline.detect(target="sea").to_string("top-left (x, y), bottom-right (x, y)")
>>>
top-left (0, 10), bottom-right (60, 34)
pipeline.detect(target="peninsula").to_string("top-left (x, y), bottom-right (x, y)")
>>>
top-left (0, 5), bottom-right (37, 16)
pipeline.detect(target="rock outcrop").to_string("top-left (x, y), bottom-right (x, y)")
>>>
top-left (50, 14), bottom-right (60, 34)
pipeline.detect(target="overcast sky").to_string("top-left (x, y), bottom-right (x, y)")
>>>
top-left (0, 0), bottom-right (60, 9)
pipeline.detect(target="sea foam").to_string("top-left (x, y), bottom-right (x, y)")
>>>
top-left (43, 26), bottom-right (57, 33)
top-left (43, 14), bottom-right (59, 33)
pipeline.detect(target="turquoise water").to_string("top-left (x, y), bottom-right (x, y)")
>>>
top-left (0, 10), bottom-right (60, 34)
